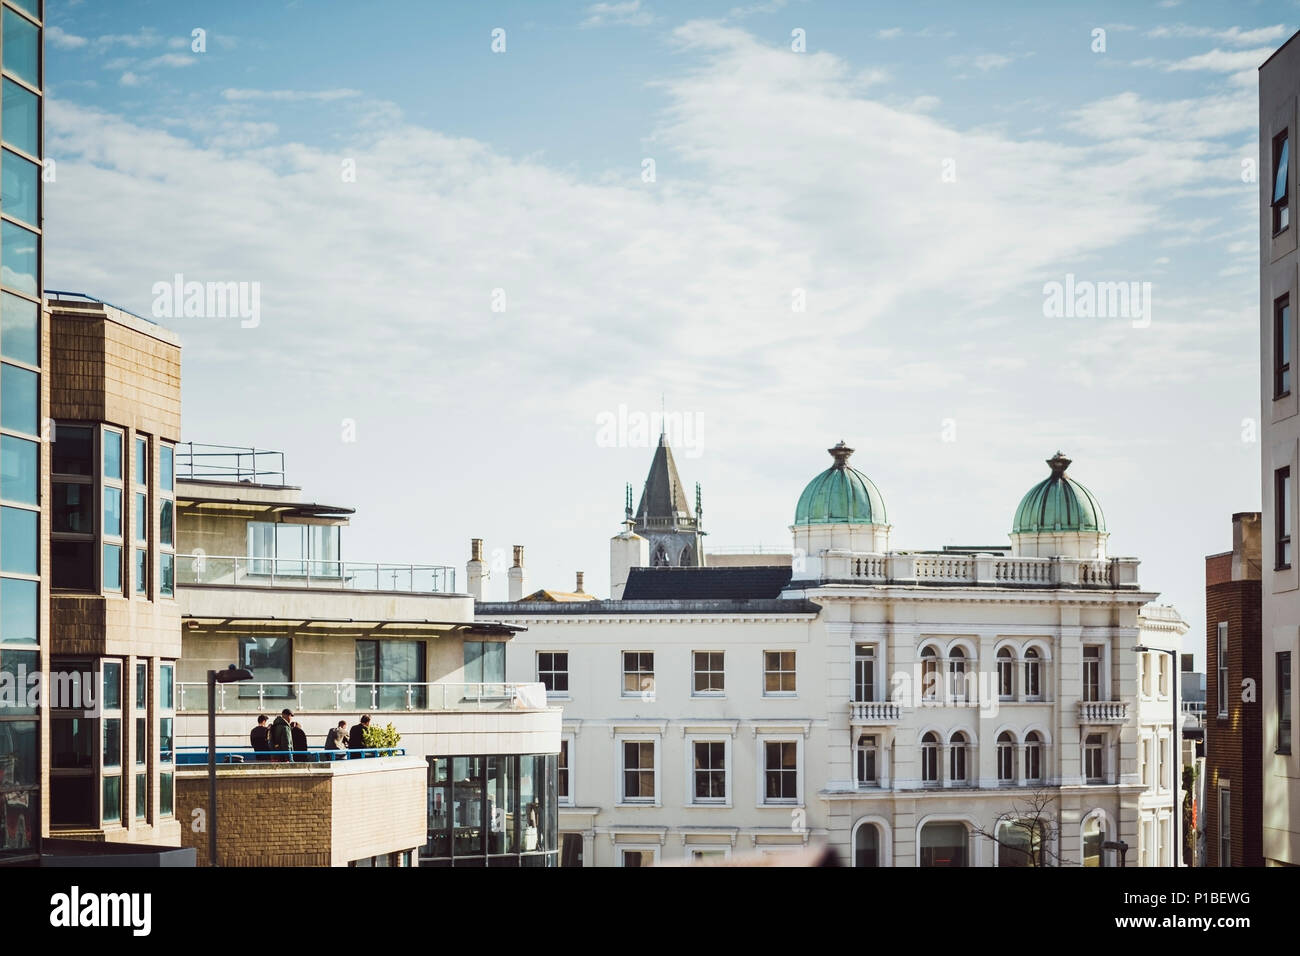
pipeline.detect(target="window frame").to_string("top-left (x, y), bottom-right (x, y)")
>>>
top-left (691, 650), bottom-right (725, 697)
top-left (557, 733), bottom-right (575, 807)
top-left (855, 733), bottom-right (879, 787)
top-left (684, 734), bottom-right (730, 807)
top-left (1084, 732), bottom-right (1105, 784)
top-left (854, 643), bottom-right (876, 703)
top-left (756, 735), bottom-right (802, 807)
top-left (1278, 651), bottom-right (1293, 756)
top-left (1023, 647), bottom-right (1043, 701)
top-left (1218, 782), bottom-right (1231, 867)
top-left (996, 647), bottom-right (1015, 700)
top-left (1216, 623), bottom-right (1229, 718)
top-left (536, 650), bottom-right (569, 698)
top-left (158, 442), bottom-right (176, 597)
top-left (996, 732), bottom-right (1015, 784)
top-left (1276, 294), bottom-right (1293, 399)
top-left (1082, 645), bottom-right (1103, 702)
top-left (616, 733), bottom-right (660, 806)
top-left (1277, 466), bottom-right (1292, 571)
top-left (621, 651), bottom-right (654, 699)
top-left (762, 649), bottom-right (796, 697)
top-left (1274, 129), bottom-right (1291, 236)
top-left (1023, 732), bottom-right (1043, 784)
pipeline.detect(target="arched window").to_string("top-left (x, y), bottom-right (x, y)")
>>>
top-left (920, 646), bottom-right (939, 702)
top-left (948, 732), bottom-right (968, 784)
top-left (854, 822), bottom-right (881, 867)
top-left (1082, 812), bottom-right (1106, 867)
top-left (997, 818), bottom-right (1045, 867)
top-left (919, 821), bottom-right (968, 867)
top-left (949, 647), bottom-right (967, 701)
top-left (1024, 731), bottom-right (1043, 783)
top-left (921, 732), bottom-right (939, 784)
top-left (856, 734), bottom-right (879, 787)
top-left (652, 543), bottom-right (669, 567)
top-left (997, 647), bottom-right (1015, 699)
top-left (1024, 647), bottom-right (1042, 700)
top-left (997, 731), bottom-right (1015, 783)
top-left (678, 545), bottom-right (692, 567)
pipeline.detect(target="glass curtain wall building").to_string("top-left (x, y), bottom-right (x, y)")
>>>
top-left (0, 0), bottom-right (41, 866)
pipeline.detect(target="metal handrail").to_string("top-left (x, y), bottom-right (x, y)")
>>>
top-left (177, 554), bottom-right (456, 593)
top-left (176, 680), bottom-right (544, 713)
top-left (175, 746), bottom-right (405, 765)
top-left (177, 442), bottom-right (287, 485)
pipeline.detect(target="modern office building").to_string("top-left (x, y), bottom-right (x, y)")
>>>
top-left (1204, 513), bottom-right (1264, 867)
top-left (171, 446), bottom-right (563, 866)
top-left (0, 0), bottom-right (44, 866)
top-left (1259, 32), bottom-right (1300, 867)
top-left (478, 441), bottom-right (1186, 866)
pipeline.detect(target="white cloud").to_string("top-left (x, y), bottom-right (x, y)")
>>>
top-left (96, 28), bottom-right (164, 50)
top-left (142, 53), bottom-right (197, 69)
top-left (221, 88), bottom-right (362, 102)
top-left (1165, 46), bottom-right (1276, 73)
top-left (877, 27), bottom-right (903, 39)
top-left (48, 25), bottom-right (89, 49)
top-left (581, 1), bottom-right (653, 28)
top-left (118, 71), bottom-right (142, 87)
top-left (1147, 23), bottom-right (1290, 46)
top-left (947, 52), bottom-right (1015, 72)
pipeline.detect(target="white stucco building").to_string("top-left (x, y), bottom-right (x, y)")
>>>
top-left (476, 440), bottom-right (1186, 866)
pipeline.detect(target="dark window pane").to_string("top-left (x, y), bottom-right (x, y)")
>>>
top-left (0, 290), bottom-right (36, 365)
top-left (102, 775), bottom-right (121, 824)
top-left (103, 718), bottom-right (121, 769)
top-left (0, 434), bottom-right (36, 504)
top-left (2, 9), bottom-right (39, 87)
top-left (238, 637), bottom-right (292, 698)
top-left (159, 499), bottom-right (173, 547)
top-left (53, 426), bottom-right (93, 476)
top-left (102, 660), bottom-right (121, 710)
top-left (0, 718), bottom-right (36, 784)
top-left (50, 775), bottom-right (94, 827)
top-left (160, 552), bottom-right (173, 597)
top-left (0, 148), bottom-right (37, 225)
top-left (51, 717), bottom-right (92, 769)
top-left (53, 482), bottom-right (92, 533)
top-left (0, 576), bottom-right (35, 643)
top-left (1, 79), bottom-right (36, 157)
top-left (135, 661), bottom-right (146, 709)
top-left (159, 717), bottom-right (172, 763)
top-left (0, 362), bottom-right (36, 434)
top-left (52, 539), bottom-right (94, 590)
top-left (135, 718), bottom-right (145, 767)
top-left (0, 505), bottom-right (35, 574)
top-left (135, 773), bottom-right (146, 820)
top-left (159, 772), bottom-right (173, 816)
top-left (0, 220), bottom-right (37, 296)
top-left (135, 549), bottom-right (147, 595)
top-left (1277, 135), bottom-right (1290, 203)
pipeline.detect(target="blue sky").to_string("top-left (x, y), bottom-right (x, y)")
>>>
top-left (40, 0), bottom-right (1296, 665)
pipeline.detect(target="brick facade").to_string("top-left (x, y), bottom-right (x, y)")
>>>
top-left (1204, 513), bottom-right (1263, 867)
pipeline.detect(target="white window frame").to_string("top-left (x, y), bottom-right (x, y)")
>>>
top-left (1140, 735), bottom-right (1151, 788)
top-left (1140, 652), bottom-right (1151, 698)
top-left (1139, 817), bottom-right (1153, 867)
top-left (854, 643), bottom-right (877, 703)
top-left (1217, 623), bottom-right (1229, 717)
top-left (996, 647), bottom-right (1015, 701)
top-left (615, 733), bottom-right (660, 807)
top-left (618, 845), bottom-right (660, 867)
top-left (762, 650), bottom-right (797, 697)
top-left (1084, 732), bottom-right (1105, 784)
top-left (691, 650), bottom-right (725, 697)
top-left (683, 734), bottom-right (731, 807)
top-left (1023, 733), bottom-right (1043, 784)
top-left (558, 732), bottom-right (576, 807)
top-left (1082, 644), bottom-right (1103, 702)
top-left (1023, 647), bottom-right (1043, 701)
top-left (621, 651), bottom-right (655, 700)
top-left (1157, 733), bottom-right (1169, 792)
top-left (948, 733), bottom-right (970, 785)
top-left (755, 734), bottom-right (803, 808)
top-left (687, 844), bottom-right (732, 862)
top-left (537, 650), bottom-right (570, 700)
top-left (855, 733), bottom-right (880, 787)
top-left (1158, 653), bottom-right (1169, 698)
top-left (1218, 781), bottom-right (1231, 867)
top-left (996, 733), bottom-right (1015, 784)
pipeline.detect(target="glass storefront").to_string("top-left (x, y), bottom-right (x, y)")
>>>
top-left (423, 753), bottom-right (558, 867)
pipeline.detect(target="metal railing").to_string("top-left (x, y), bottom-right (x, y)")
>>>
top-left (177, 554), bottom-right (457, 593)
top-left (177, 681), bottom-right (547, 713)
top-left (177, 442), bottom-right (287, 485)
top-left (175, 746), bottom-right (405, 765)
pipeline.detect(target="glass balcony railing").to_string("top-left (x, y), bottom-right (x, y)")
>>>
top-left (177, 555), bottom-right (457, 593)
top-left (177, 681), bottom-right (548, 714)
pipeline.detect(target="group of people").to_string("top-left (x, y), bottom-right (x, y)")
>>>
top-left (249, 711), bottom-right (373, 761)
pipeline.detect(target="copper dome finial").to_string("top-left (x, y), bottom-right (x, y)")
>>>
top-left (1047, 451), bottom-right (1071, 478)
top-left (829, 441), bottom-right (855, 468)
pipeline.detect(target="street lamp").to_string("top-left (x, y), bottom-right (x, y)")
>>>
top-left (1133, 645), bottom-right (1179, 867)
top-left (208, 664), bottom-right (254, 867)
top-left (1101, 839), bottom-right (1129, 867)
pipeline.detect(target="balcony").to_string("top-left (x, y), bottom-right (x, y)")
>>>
top-left (177, 680), bottom-right (550, 714)
top-left (177, 555), bottom-right (457, 594)
top-left (177, 441), bottom-right (287, 485)
top-left (848, 700), bottom-right (902, 724)
top-left (1078, 700), bottom-right (1129, 724)
top-left (821, 551), bottom-right (1141, 589)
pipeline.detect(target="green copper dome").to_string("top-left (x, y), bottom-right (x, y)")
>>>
top-left (1012, 452), bottom-right (1106, 533)
top-left (794, 442), bottom-right (887, 526)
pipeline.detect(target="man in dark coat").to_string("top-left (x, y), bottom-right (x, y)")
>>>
top-left (250, 715), bottom-right (270, 757)
top-left (348, 714), bottom-right (371, 751)
top-left (271, 708), bottom-right (294, 761)
top-left (290, 721), bottom-right (309, 759)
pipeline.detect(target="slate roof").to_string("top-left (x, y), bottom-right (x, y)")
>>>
top-left (622, 565), bottom-right (793, 600)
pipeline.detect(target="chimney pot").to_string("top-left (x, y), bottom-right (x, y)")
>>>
top-left (575, 571), bottom-right (585, 593)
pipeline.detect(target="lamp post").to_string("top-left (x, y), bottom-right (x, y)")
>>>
top-left (208, 664), bottom-right (254, 867)
top-left (1133, 645), bottom-right (1179, 867)
top-left (1101, 839), bottom-right (1129, 868)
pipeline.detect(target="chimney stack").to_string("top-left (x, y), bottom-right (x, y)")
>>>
top-left (467, 537), bottom-right (485, 601)
top-left (508, 545), bottom-right (527, 601)
top-left (575, 571), bottom-right (585, 593)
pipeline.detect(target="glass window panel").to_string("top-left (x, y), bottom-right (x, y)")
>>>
top-left (487, 754), bottom-right (517, 854)
top-left (50, 776), bottom-right (94, 827)
top-left (309, 524), bottom-right (339, 575)
top-left (103, 717), bottom-right (121, 768)
top-left (238, 637), bottom-right (292, 699)
top-left (159, 772), bottom-right (173, 817)
top-left (135, 773), bottom-right (146, 820)
top-left (52, 482), bottom-right (92, 533)
top-left (135, 549), bottom-right (147, 595)
top-left (1, 79), bottom-right (37, 157)
top-left (0, 505), bottom-right (35, 575)
top-left (0, 290), bottom-right (36, 365)
top-left (0, 576), bottom-right (36, 643)
top-left (0, 362), bottom-right (36, 434)
top-left (159, 717), bottom-right (172, 763)
top-left (52, 539), bottom-right (93, 590)
top-left (2, 10), bottom-right (39, 87)
top-left (51, 716), bottom-right (92, 769)
top-left (6, 2), bottom-right (39, 22)
top-left (274, 523), bottom-right (304, 574)
top-left (135, 662), bottom-right (146, 709)
top-left (134, 437), bottom-right (147, 486)
top-left (134, 492), bottom-right (146, 542)
top-left (0, 434), bottom-right (36, 504)
top-left (102, 775), bottom-right (121, 824)
top-left (483, 641), bottom-right (505, 684)
top-left (102, 660), bottom-right (121, 710)
top-left (0, 720), bottom-right (35, 790)
top-left (159, 445), bottom-right (174, 492)
top-left (159, 663), bottom-right (173, 711)
top-left (1277, 136), bottom-right (1290, 203)
top-left (159, 499), bottom-right (173, 547)
top-left (452, 756), bottom-right (484, 857)
top-left (919, 822), bottom-right (969, 867)
top-left (0, 220), bottom-right (37, 296)
top-left (102, 430), bottom-right (122, 481)
top-left (355, 640), bottom-right (377, 685)
top-left (0, 648), bottom-right (35, 713)
top-left (103, 486), bottom-right (122, 536)
top-left (464, 640), bottom-right (483, 683)
top-left (160, 552), bottom-right (174, 597)
top-left (103, 543), bottom-right (122, 591)
top-left (53, 426), bottom-right (93, 476)
top-left (135, 717), bottom-right (145, 766)
top-left (0, 148), bottom-right (37, 225)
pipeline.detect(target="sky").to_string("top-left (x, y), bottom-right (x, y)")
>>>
top-left (39, 0), bottom-right (1291, 668)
